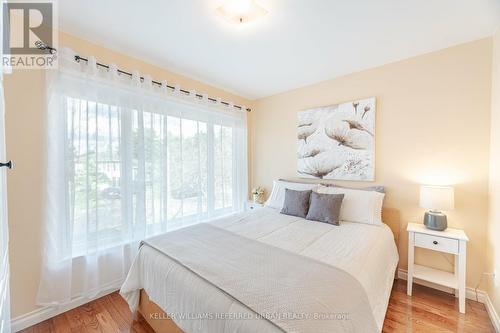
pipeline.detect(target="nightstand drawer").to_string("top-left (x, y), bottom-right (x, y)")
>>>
top-left (414, 233), bottom-right (459, 254)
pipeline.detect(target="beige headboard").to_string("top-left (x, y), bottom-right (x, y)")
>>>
top-left (382, 207), bottom-right (401, 250)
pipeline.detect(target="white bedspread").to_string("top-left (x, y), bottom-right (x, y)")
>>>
top-left (120, 207), bottom-right (399, 333)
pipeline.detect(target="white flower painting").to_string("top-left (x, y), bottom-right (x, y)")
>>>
top-left (297, 97), bottom-right (376, 181)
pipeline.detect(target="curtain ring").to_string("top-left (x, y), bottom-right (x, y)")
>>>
top-left (161, 80), bottom-right (169, 94)
top-left (131, 70), bottom-right (141, 86)
top-left (108, 63), bottom-right (118, 80)
top-left (88, 56), bottom-right (98, 74)
top-left (143, 74), bottom-right (152, 89)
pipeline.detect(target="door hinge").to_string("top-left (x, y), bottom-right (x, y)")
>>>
top-left (0, 161), bottom-right (13, 169)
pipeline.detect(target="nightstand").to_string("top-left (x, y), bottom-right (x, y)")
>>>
top-left (246, 200), bottom-right (264, 211)
top-left (407, 223), bottom-right (469, 313)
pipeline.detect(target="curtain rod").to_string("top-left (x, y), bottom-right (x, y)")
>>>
top-left (74, 56), bottom-right (251, 112)
top-left (36, 42), bottom-right (251, 112)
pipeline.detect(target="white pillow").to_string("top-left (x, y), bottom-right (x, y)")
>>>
top-left (316, 184), bottom-right (385, 225)
top-left (265, 180), bottom-right (318, 210)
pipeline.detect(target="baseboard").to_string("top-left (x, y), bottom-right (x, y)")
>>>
top-left (11, 288), bottom-right (120, 332)
top-left (484, 293), bottom-right (500, 333)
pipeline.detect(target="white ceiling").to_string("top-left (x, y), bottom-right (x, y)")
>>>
top-left (59, 0), bottom-right (500, 99)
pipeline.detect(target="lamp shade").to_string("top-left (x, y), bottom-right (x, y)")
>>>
top-left (419, 186), bottom-right (454, 211)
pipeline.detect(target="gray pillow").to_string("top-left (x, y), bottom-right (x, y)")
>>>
top-left (280, 189), bottom-right (312, 218)
top-left (320, 183), bottom-right (385, 193)
top-left (306, 192), bottom-right (345, 225)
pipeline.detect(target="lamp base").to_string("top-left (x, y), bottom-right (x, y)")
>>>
top-left (423, 211), bottom-right (448, 231)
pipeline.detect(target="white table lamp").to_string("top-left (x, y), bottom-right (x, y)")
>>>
top-left (419, 186), bottom-right (454, 231)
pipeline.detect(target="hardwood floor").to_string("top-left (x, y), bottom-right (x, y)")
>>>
top-left (20, 292), bottom-right (155, 333)
top-left (383, 280), bottom-right (494, 332)
top-left (21, 279), bottom-right (494, 333)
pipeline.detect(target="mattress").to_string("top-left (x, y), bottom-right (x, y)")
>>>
top-left (120, 207), bottom-right (399, 333)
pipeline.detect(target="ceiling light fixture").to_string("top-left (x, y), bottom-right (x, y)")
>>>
top-left (216, 0), bottom-right (267, 24)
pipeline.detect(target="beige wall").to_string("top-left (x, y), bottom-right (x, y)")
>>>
top-left (252, 38), bottom-right (493, 289)
top-left (4, 31), bottom-right (253, 318)
top-left (487, 30), bottom-right (500, 317)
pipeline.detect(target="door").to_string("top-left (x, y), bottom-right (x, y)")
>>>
top-left (0, 0), bottom-right (11, 330)
top-left (0, 78), bottom-right (10, 333)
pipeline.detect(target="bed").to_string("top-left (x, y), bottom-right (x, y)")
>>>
top-left (120, 205), bottom-right (400, 333)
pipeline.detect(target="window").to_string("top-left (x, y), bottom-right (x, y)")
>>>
top-left (38, 49), bottom-right (247, 305)
top-left (66, 97), bottom-right (243, 255)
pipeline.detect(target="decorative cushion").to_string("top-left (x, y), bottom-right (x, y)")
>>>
top-left (316, 184), bottom-right (385, 225)
top-left (265, 180), bottom-right (318, 210)
top-left (280, 189), bottom-right (312, 218)
top-left (306, 192), bottom-right (344, 225)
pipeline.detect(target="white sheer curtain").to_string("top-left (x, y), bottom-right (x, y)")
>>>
top-left (37, 48), bottom-right (248, 305)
